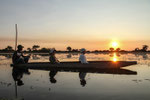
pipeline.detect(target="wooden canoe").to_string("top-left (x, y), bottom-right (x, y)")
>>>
top-left (11, 61), bottom-right (137, 69)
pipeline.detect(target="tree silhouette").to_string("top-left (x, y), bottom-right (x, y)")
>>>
top-left (67, 46), bottom-right (72, 52)
top-left (5, 46), bottom-right (13, 51)
top-left (40, 48), bottom-right (50, 52)
top-left (32, 45), bottom-right (40, 51)
top-left (109, 47), bottom-right (114, 52)
top-left (27, 48), bottom-right (31, 51)
top-left (72, 49), bottom-right (79, 52)
top-left (142, 45), bottom-right (148, 52)
top-left (135, 48), bottom-right (139, 51)
top-left (116, 48), bottom-right (121, 52)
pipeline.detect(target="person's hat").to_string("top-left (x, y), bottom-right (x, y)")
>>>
top-left (17, 45), bottom-right (24, 49)
top-left (80, 79), bottom-right (86, 87)
top-left (80, 48), bottom-right (86, 53)
top-left (17, 80), bottom-right (24, 86)
top-left (50, 48), bottom-right (56, 54)
top-left (50, 78), bottom-right (57, 83)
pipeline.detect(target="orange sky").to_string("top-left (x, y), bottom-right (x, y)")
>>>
top-left (1, 38), bottom-right (150, 51)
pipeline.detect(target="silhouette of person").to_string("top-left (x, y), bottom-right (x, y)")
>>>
top-left (79, 72), bottom-right (87, 87)
top-left (12, 45), bottom-right (30, 64)
top-left (49, 70), bottom-right (58, 84)
top-left (49, 48), bottom-right (60, 64)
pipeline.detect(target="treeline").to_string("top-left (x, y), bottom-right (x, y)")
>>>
top-left (0, 45), bottom-right (149, 53)
top-left (0, 45), bottom-right (81, 53)
top-left (134, 45), bottom-right (149, 52)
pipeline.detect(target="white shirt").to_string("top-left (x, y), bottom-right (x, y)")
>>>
top-left (79, 54), bottom-right (88, 64)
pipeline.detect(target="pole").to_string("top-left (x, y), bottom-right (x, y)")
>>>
top-left (15, 24), bottom-right (18, 51)
top-left (14, 24), bottom-right (18, 98)
top-left (15, 81), bottom-right (18, 98)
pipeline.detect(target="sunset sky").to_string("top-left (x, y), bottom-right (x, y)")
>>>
top-left (0, 0), bottom-right (150, 50)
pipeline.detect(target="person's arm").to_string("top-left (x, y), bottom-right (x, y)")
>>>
top-left (20, 52), bottom-right (25, 57)
top-left (55, 57), bottom-right (60, 63)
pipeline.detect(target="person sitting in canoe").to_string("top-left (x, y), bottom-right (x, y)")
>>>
top-left (49, 48), bottom-right (60, 64)
top-left (79, 48), bottom-right (88, 64)
top-left (12, 45), bottom-right (30, 64)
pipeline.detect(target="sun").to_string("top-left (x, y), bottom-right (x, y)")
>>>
top-left (111, 41), bottom-right (119, 49)
top-left (112, 42), bottom-right (118, 47)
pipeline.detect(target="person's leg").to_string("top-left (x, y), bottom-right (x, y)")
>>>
top-left (24, 56), bottom-right (30, 63)
top-left (17, 58), bottom-right (25, 64)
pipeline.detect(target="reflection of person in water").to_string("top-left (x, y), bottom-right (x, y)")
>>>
top-left (79, 72), bottom-right (87, 87)
top-left (49, 70), bottom-right (58, 84)
top-left (12, 68), bottom-right (30, 86)
top-left (12, 67), bottom-right (30, 99)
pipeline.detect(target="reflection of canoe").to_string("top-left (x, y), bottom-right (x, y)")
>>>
top-left (11, 61), bottom-right (137, 69)
top-left (29, 68), bottom-right (137, 75)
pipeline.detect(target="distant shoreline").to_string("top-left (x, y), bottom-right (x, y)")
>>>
top-left (1, 51), bottom-right (150, 54)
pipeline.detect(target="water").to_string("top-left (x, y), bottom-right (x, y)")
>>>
top-left (0, 53), bottom-right (150, 100)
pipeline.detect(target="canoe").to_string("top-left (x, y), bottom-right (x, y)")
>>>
top-left (11, 61), bottom-right (137, 69)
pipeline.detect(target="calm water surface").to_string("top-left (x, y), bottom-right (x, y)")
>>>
top-left (0, 53), bottom-right (150, 100)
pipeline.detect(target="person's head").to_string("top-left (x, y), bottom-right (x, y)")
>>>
top-left (80, 79), bottom-right (86, 87)
top-left (17, 45), bottom-right (24, 51)
top-left (49, 48), bottom-right (56, 55)
top-left (50, 78), bottom-right (57, 83)
top-left (80, 48), bottom-right (86, 54)
top-left (17, 80), bottom-right (24, 86)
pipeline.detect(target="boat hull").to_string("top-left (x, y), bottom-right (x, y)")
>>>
top-left (11, 61), bottom-right (137, 69)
